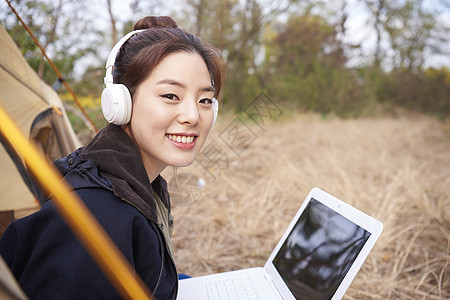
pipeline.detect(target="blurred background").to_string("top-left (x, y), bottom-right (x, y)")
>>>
top-left (0, 0), bottom-right (449, 138)
top-left (0, 0), bottom-right (449, 299)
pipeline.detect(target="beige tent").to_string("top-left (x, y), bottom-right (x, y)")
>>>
top-left (0, 23), bottom-right (82, 230)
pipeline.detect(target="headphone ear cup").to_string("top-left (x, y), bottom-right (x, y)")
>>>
top-left (212, 98), bottom-right (219, 126)
top-left (101, 84), bottom-right (132, 125)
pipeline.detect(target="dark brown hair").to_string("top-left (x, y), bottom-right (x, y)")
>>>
top-left (113, 16), bottom-right (225, 98)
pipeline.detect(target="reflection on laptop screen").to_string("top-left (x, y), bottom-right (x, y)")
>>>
top-left (273, 198), bottom-right (371, 299)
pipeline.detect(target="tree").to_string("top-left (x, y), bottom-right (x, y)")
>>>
top-left (78, 0), bottom-right (167, 95)
top-left (106, 0), bottom-right (118, 45)
top-left (261, 13), bottom-right (366, 116)
top-left (385, 0), bottom-right (435, 71)
top-left (363, 0), bottom-right (386, 67)
top-left (362, 0), bottom-right (445, 72)
top-left (1, 0), bottom-right (101, 86)
top-left (177, 0), bottom-right (302, 110)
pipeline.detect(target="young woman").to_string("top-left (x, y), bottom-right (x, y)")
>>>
top-left (0, 16), bottom-right (225, 299)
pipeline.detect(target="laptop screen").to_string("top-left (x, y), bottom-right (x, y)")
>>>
top-left (272, 198), bottom-right (371, 299)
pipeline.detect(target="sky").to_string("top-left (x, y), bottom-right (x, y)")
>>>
top-left (342, 0), bottom-right (450, 69)
top-left (1, 0), bottom-right (449, 72)
top-left (108, 0), bottom-right (450, 69)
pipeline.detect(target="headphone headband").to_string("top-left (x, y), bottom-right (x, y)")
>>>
top-left (104, 29), bottom-right (145, 86)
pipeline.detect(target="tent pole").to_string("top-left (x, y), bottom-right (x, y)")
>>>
top-left (5, 0), bottom-right (99, 133)
top-left (0, 103), bottom-right (154, 300)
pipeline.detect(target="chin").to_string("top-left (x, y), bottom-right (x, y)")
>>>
top-left (170, 157), bottom-right (196, 168)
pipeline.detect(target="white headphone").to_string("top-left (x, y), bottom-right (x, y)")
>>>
top-left (101, 30), bottom-right (219, 126)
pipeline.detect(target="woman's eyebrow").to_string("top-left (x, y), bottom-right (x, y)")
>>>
top-left (156, 78), bottom-right (214, 93)
top-left (202, 86), bottom-right (215, 93)
top-left (156, 78), bottom-right (186, 88)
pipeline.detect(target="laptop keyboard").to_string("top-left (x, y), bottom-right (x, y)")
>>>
top-left (206, 275), bottom-right (262, 300)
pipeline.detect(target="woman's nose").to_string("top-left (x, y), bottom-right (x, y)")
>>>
top-left (178, 98), bottom-right (199, 126)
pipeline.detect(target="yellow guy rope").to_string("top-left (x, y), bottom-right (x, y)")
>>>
top-left (5, 0), bottom-right (99, 133)
top-left (0, 104), bottom-right (153, 300)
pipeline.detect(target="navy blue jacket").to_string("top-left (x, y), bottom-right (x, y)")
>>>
top-left (0, 124), bottom-right (178, 299)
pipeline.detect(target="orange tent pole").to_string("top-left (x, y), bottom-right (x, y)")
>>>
top-left (0, 104), bottom-right (153, 299)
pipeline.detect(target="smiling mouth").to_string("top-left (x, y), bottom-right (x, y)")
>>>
top-left (166, 134), bottom-right (196, 144)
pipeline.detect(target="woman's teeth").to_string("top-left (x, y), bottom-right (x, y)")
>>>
top-left (167, 135), bottom-right (195, 144)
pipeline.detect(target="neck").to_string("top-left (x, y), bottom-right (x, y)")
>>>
top-left (141, 156), bottom-right (166, 183)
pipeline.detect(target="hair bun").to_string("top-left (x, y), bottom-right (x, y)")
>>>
top-left (134, 16), bottom-right (178, 30)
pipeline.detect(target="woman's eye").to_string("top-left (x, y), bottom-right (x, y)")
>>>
top-left (162, 94), bottom-right (179, 100)
top-left (199, 98), bottom-right (213, 104)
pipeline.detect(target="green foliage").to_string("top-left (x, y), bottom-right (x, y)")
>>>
top-left (257, 8), bottom-right (448, 119)
top-left (1, 0), bottom-right (103, 86)
top-left (59, 93), bottom-right (99, 110)
top-left (2, 0), bottom-right (448, 123)
top-left (60, 93), bottom-right (107, 134)
top-left (381, 0), bottom-right (436, 71)
top-left (260, 14), bottom-right (368, 118)
top-left (421, 68), bottom-right (450, 119)
top-left (376, 67), bottom-right (450, 119)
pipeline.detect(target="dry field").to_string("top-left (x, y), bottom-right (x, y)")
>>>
top-left (166, 113), bottom-right (450, 299)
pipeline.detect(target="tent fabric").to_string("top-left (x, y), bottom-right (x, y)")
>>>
top-left (0, 256), bottom-right (28, 300)
top-left (30, 107), bottom-right (79, 162)
top-left (0, 23), bottom-right (82, 212)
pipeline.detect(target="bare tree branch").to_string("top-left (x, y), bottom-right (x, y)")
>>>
top-left (106, 0), bottom-right (118, 46)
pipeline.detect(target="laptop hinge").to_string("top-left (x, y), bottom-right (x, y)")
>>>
top-left (264, 273), bottom-right (284, 300)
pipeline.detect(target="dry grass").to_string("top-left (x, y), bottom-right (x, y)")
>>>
top-left (165, 113), bottom-right (450, 299)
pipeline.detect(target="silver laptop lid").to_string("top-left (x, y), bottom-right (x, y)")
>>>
top-left (264, 187), bottom-right (383, 300)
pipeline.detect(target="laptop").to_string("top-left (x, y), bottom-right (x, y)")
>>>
top-left (177, 187), bottom-right (383, 300)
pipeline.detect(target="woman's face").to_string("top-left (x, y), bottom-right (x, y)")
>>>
top-left (127, 51), bottom-right (215, 179)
